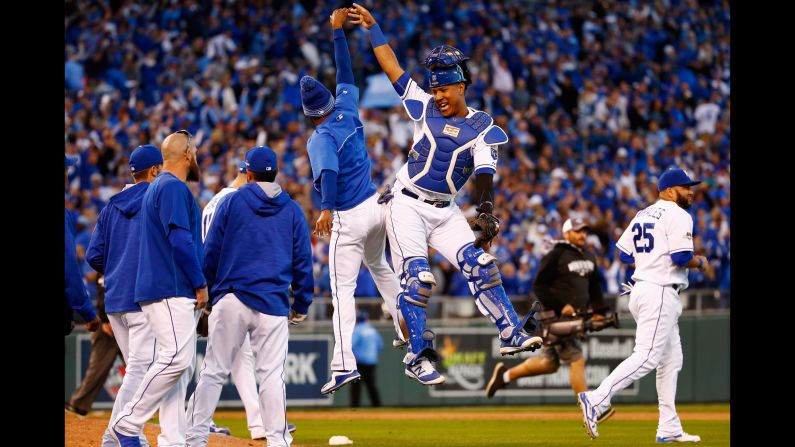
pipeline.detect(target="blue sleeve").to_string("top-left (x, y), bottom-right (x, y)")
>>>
top-left (308, 134), bottom-right (339, 183)
top-left (333, 28), bottom-right (354, 85)
top-left (671, 250), bottom-right (694, 266)
top-left (619, 251), bottom-right (635, 264)
top-left (202, 198), bottom-right (227, 290)
top-left (168, 227), bottom-right (206, 289)
top-left (320, 170), bottom-right (338, 211)
top-left (158, 182), bottom-right (192, 233)
top-left (290, 203), bottom-right (314, 315)
top-left (85, 212), bottom-right (106, 273)
top-left (392, 72), bottom-right (411, 97)
top-left (65, 210), bottom-right (96, 321)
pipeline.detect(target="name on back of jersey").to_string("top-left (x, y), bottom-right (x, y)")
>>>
top-left (636, 206), bottom-right (666, 220)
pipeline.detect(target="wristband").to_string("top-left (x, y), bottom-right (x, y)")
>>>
top-left (369, 23), bottom-right (387, 48)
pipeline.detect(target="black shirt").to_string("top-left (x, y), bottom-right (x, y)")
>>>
top-left (533, 241), bottom-right (606, 316)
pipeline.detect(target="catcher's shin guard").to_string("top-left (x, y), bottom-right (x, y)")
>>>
top-left (397, 257), bottom-right (440, 362)
top-left (457, 242), bottom-right (521, 339)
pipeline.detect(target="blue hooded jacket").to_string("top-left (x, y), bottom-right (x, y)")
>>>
top-left (203, 182), bottom-right (313, 317)
top-left (86, 182), bottom-right (148, 313)
top-left (65, 208), bottom-right (97, 322)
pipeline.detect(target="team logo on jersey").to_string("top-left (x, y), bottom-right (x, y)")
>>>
top-left (567, 260), bottom-right (595, 276)
top-left (686, 232), bottom-right (692, 240)
top-left (490, 146), bottom-right (497, 160)
top-left (443, 124), bottom-right (461, 137)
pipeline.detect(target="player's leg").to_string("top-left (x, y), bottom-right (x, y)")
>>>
top-left (384, 196), bottom-right (443, 384)
top-left (655, 317), bottom-right (688, 440)
top-left (111, 297), bottom-right (197, 444)
top-left (583, 283), bottom-right (679, 419)
top-left (362, 194), bottom-right (404, 343)
top-left (429, 206), bottom-right (541, 355)
top-left (103, 312), bottom-right (155, 447)
top-left (229, 333), bottom-right (266, 439)
top-left (328, 209), bottom-right (366, 371)
top-left (185, 294), bottom-right (249, 447)
top-left (485, 348), bottom-right (559, 398)
top-left (158, 308), bottom-right (200, 447)
top-left (250, 312), bottom-right (292, 447)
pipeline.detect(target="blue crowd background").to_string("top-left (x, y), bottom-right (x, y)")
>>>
top-left (64, 0), bottom-right (730, 305)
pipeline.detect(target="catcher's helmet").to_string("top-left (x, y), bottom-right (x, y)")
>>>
top-left (423, 45), bottom-right (470, 68)
top-left (424, 45), bottom-right (472, 87)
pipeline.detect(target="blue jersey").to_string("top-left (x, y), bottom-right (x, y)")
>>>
top-left (65, 208), bottom-right (96, 322)
top-left (135, 172), bottom-right (204, 303)
top-left (307, 83), bottom-right (377, 211)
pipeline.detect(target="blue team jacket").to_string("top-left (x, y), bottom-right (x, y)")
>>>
top-left (203, 182), bottom-right (314, 317)
top-left (65, 208), bottom-right (97, 321)
top-left (86, 182), bottom-right (148, 313)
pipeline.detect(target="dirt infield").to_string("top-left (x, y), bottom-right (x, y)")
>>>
top-left (65, 412), bottom-right (276, 447)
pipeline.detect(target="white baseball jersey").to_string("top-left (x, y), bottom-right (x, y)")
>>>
top-left (616, 199), bottom-right (694, 289)
top-left (202, 187), bottom-right (236, 242)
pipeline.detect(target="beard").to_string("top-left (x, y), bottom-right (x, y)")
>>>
top-left (676, 193), bottom-right (692, 210)
top-left (186, 157), bottom-right (200, 182)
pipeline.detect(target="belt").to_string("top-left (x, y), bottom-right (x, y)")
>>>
top-left (401, 188), bottom-right (450, 208)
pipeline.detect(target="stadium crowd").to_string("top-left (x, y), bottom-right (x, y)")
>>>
top-left (64, 0), bottom-right (730, 306)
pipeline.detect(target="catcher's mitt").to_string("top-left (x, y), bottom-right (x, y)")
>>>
top-left (470, 203), bottom-right (500, 249)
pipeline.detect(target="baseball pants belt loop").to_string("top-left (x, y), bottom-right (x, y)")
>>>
top-left (401, 188), bottom-right (450, 208)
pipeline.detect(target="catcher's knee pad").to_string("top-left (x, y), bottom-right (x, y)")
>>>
top-left (401, 257), bottom-right (436, 307)
top-left (456, 243), bottom-right (520, 335)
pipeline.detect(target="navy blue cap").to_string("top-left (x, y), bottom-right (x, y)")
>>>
top-left (245, 146), bottom-right (277, 173)
top-left (428, 65), bottom-right (466, 88)
top-left (65, 154), bottom-right (79, 167)
top-left (658, 168), bottom-right (701, 191)
top-left (237, 161), bottom-right (247, 173)
top-left (129, 145), bottom-right (163, 173)
top-left (300, 76), bottom-right (334, 117)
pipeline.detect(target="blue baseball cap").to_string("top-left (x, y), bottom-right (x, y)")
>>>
top-left (65, 154), bottom-right (79, 167)
top-left (237, 161), bottom-right (247, 173)
top-left (129, 145), bottom-right (164, 173)
top-left (245, 146), bottom-right (277, 173)
top-left (658, 168), bottom-right (701, 191)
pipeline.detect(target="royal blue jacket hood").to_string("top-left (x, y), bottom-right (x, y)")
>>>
top-left (203, 182), bottom-right (314, 317)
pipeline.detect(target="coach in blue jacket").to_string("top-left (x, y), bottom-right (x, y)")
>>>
top-left (86, 145), bottom-right (183, 447)
top-left (185, 146), bottom-right (312, 447)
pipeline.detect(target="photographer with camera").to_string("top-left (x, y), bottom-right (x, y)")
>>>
top-left (486, 218), bottom-right (616, 421)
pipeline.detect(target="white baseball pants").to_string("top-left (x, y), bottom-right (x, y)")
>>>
top-left (111, 297), bottom-right (199, 447)
top-left (329, 192), bottom-right (403, 371)
top-left (185, 294), bottom-right (291, 447)
top-left (587, 281), bottom-right (685, 437)
top-left (228, 334), bottom-right (265, 438)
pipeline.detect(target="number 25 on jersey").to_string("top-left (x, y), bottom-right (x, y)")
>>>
top-left (632, 223), bottom-right (655, 253)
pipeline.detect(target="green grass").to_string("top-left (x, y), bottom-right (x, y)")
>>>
top-left (212, 404), bottom-right (730, 446)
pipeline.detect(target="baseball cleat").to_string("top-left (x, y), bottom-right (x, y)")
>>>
top-left (64, 403), bottom-right (88, 419)
top-left (321, 370), bottom-right (361, 395)
top-left (113, 428), bottom-right (143, 447)
top-left (404, 357), bottom-right (445, 385)
top-left (485, 362), bottom-right (507, 398)
top-left (578, 391), bottom-right (599, 439)
top-left (254, 423), bottom-right (296, 440)
top-left (499, 331), bottom-right (543, 355)
top-left (209, 421), bottom-right (231, 436)
top-left (656, 432), bottom-right (701, 443)
top-left (597, 406), bottom-right (616, 424)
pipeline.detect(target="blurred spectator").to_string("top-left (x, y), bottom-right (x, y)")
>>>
top-left (350, 311), bottom-right (383, 407)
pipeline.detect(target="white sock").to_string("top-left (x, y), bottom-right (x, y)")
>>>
top-left (503, 371), bottom-right (511, 383)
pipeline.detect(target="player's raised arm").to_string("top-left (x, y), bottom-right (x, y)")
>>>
top-left (330, 8), bottom-right (354, 86)
top-left (348, 3), bottom-right (405, 83)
